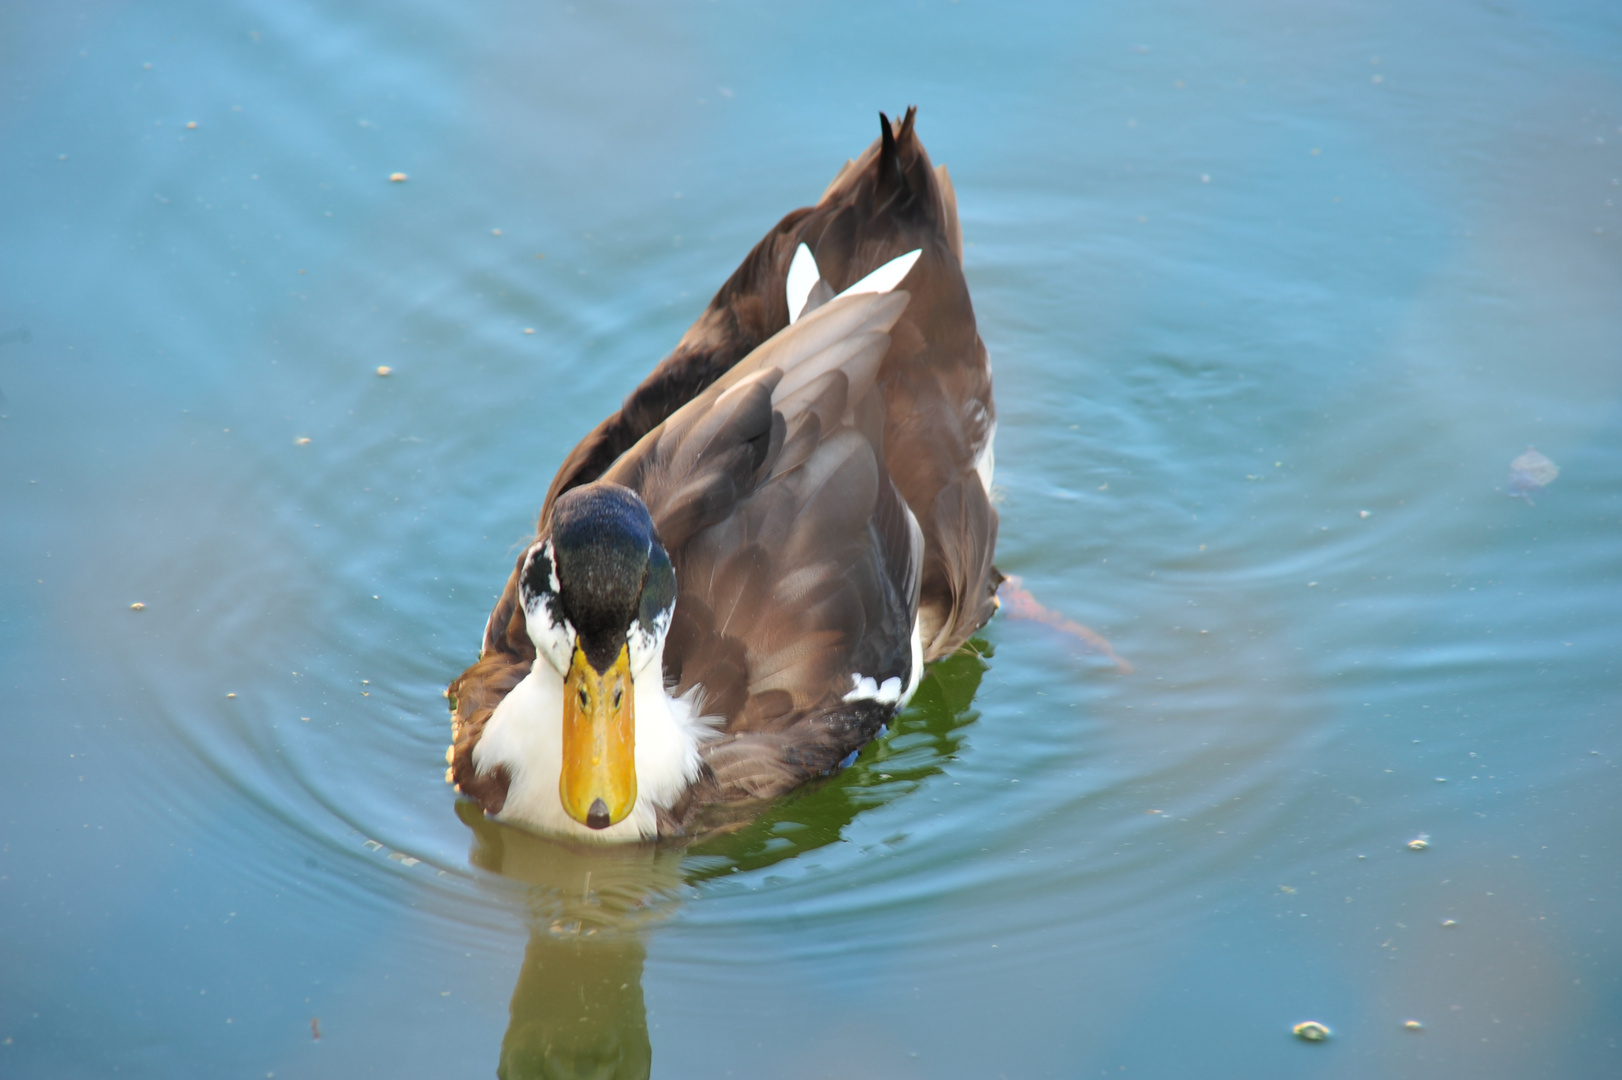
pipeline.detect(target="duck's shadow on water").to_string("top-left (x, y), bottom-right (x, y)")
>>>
top-left (457, 642), bottom-right (990, 1080)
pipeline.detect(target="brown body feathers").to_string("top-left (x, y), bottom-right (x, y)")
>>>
top-left (449, 109), bottom-right (999, 836)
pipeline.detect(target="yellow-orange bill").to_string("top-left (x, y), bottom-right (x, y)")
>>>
top-left (559, 641), bottom-right (636, 828)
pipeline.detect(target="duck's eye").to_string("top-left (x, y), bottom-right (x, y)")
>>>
top-left (613, 686), bottom-right (623, 708)
top-left (577, 687), bottom-right (589, 710)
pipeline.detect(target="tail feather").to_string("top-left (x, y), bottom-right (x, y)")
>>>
top-left (934, 164), bottom-right (963, 266)
top-left (873, 110), bottom-right (912, 215)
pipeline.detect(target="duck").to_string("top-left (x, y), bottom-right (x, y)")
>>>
top-left (447, 108), bottom-right (999, 840)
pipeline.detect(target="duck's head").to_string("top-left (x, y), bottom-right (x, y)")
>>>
top-left (518, 482), bottom-right (675, 830)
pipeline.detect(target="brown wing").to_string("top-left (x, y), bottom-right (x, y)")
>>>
top-left (594, 293), bottom-right (924, 817)
top-left (538, 112), bottom-right (998, 663)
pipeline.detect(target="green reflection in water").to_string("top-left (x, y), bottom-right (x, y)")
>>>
top-left (456, 641), bottom-right (989, 1079)
top-left (503, 933), bottom-right (652, 1080)
top-left (459, 800), bottom-right (683, 1080)
top-left (682, 639), bottom-right (990, 878)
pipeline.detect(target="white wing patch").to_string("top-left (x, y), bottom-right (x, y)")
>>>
top-left (785, 245), bottom-right (923, 326)
top-left (837, 248), bottom-right (921, 300)
top-left (786, 243), bottom-right (821, 325)
top-left (974, 419), bottom-right (997, 496)
top-left (844, 673), bottom-right (905, 706)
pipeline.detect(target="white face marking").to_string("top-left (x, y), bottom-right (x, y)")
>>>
top-left (627, 602), bottom-right (670, 680)
top-left (786, 242), bottom-right (821, 325)
top-left (520, 540), bottom-right (575, 677)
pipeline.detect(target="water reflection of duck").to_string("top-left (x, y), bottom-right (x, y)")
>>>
top-left (448, 108), bottom-right (999, 841)
top-left (459, 802), bottom-right (682, 1080)
top-left (458, 646), bottom-right (988, 1080)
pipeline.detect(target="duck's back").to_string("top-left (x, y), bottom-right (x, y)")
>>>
top-left (522, 108), bottom-right (996, 660)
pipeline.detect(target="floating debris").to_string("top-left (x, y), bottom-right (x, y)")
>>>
top-left (294, 436), bottom-right (311, 446)
top-left (376, 365), bottom-right (392, 376)
top-left (226, 692), bottom-right (236, 699)
top-left (1408, 835), bottom-right (1430, 851)
top-left (388, 172), bottom-right (408, 183)
top-left (185, 121), bottom-right (197, 130)
top-left (1359, 510), bottom-right (1371, 519)
top-left (1507, 447), bottom-right (1558, 503)
top-left (523, 327), bottom-right (535, 335)
top-left (1404, 1020), bottom-right (1424, 1031)
top-left (1441, 918), bottom-right (1458, 927)
top-left (1293, 1021), bottom-right (1331, 1042)
top-left (129, 602), bottom-right (145, 611)
top-left (310, 1017), bottom-right (321, 1041)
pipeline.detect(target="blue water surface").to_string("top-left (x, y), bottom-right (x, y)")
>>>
top-left (3, 1), bottom-right (1620, 1077)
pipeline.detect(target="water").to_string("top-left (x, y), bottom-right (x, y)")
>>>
top-left (4, 1), bottom-right (1620, 1076)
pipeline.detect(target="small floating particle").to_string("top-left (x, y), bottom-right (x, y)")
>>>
top-left (1293, 1021), bottom-right (1331, 1042)
top-left (186, 121), bottom-right (197, 129)
top-left (1408, 836), bottom-right (1429, 851)
top-left (1507, 447), bottom-right (1558, 503)
top-left (1404, 1020), bottom-right (1424, 1031)
top-left (523, 327), bottom-right (535, 335)
top-left (310, 1017), bottom-right (320, 1041)
top-left (300, 716), bottom-right (311, 723)
top-left (129, 602), bottom-right (145, 611)
top-left (1307, 581), bottom-right (1318, 588)
top-left (226, 692), bottom-right (236, 699)
top-left (376, 365), bottom-right (392, 376)
top-left (388, 172), bottom-right (408, 183)
top-left (1435, 776), bottom-right (1448, 783)
top-left (1441, 918), bottom-right (1458, 927)
top-left (1359, 510), bottom-right (1371, 519)
top-left (294, 436), bottom-right (311, 446)
top-left (490, 228), bottom-right (502, 236)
